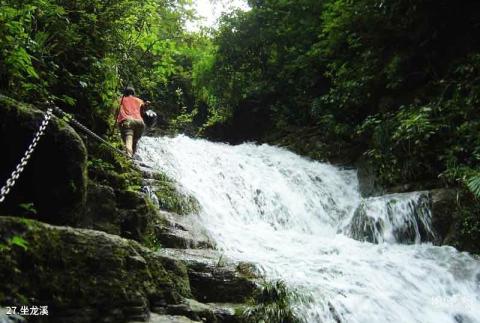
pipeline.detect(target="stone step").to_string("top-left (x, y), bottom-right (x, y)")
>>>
top-left (156, 226), bottom-right (213, 249)
top-left (206, 303), bottom-right (248, 323)
top-left (157, 249), bottom-right (259, 304)
top-left (151, 298), bottom-right (247, 323)
top-left (155, 212), bottom-right (215, 249)
top-left (130, 313), bottom-right (200, 323)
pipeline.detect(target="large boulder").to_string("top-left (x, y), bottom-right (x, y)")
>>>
top-left (0, 216), bottom-right (191, 322)
top-left (81, 182), bottom-right (159, 243)
top-left (355, 157), bottom-right (382, 197)
top-left (154, 211), bottom-right (214, 249)
top-left (0, 96), bottom-right (87, 224)
top-left (429, 188), bottom-right (460, 245)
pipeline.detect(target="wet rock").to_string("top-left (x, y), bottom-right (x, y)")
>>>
top-left (161, 298), bottom-right (215, 322)
top-left (386, 180), bottom-right (440, 195)
top-left (154, 298), bottom-right (245, 323)
top-left (155, 212), bottom-right (214, 249)
top-left (82, 182), bottom-right (120, 235)
top-left (350, 187), bottom-right (469, 248)
top-left (116, 189), bottom-right (147, 209)
top-left (355, 157), bottom-right (382, 197)
top-left (138, 170), bottom-right (200, 216)
top-left (349, 205), bottom-right (385, 243)
top-left (0, 307), bottom-right (26, 323)
top-left (158, 249), bottom-right (259, 304)
top-left (141, 313), bottom-right (200, 323)
top-left (119, 201), bottom-right (156, 243)
top-left (430, 188), bottom-right (460, 244)
top-left (0, 96), bottom-right (87, 225)
top-left (349, 192), bottom-right (436, 244)
top-left (81, 182), bottom-right (158, 243)
top-left (0, 216), bottom-right (191, 321)
top-left (206, 303), bottom-right (246, 323)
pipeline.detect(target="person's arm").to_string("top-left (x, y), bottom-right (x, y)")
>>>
top-left (140, 100), bottom-right (151, 115)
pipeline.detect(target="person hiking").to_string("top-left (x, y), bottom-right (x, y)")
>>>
top-left (116, 87), bottom-right (149, 157)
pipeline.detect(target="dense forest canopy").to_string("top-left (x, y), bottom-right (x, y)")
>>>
top-left (189, 0), bottom-right (480, 250)
top-left (194, 0), bottom-right (480, 191)
top-left (1, 0), bottom-right (479, 250)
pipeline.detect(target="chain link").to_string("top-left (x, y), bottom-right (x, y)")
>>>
top-left (0, 108), bottom-right (53, 203)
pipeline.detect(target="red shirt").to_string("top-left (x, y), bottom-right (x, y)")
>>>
top-left (117, 96), bottom-right (144, 123)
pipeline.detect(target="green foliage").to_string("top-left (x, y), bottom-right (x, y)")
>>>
top-left (243, 280), bottom-right (303, 323)
top-left (466, 174), bottom-right (480, 198)
top-left (318, 1), bottom-right (480, 186)
top-left (169, 106), bottom-right (198, 133)
top-left (0, 0), bottom-right (196, 135)
top-left (448, 199), bottom-right (480, 254)
top-left (18, 203), bottom-right (37, 216)
top-left (191, 1), bottom-right (328, 137)
top-left (10, 236), bottom-right (29, 251)
top-left (193, 0), bottom-right (480, 188)
top-left (0, 235), bottom-right (29, 252)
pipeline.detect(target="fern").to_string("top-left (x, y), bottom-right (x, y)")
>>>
top-left (9, 236), bottom-right (29, 251)
top-left (466, 174), bottom-right (480, 198)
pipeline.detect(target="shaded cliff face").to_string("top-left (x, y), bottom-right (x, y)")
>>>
top-left (0, 96), bottom-right (87, 224)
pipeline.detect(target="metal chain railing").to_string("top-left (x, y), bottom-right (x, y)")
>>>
top-left (0, 105), bottom-right (145, 204)
top-left (0, 108), bottom-right (53, 203)
top-left (51, 107), bottom-right (132, 159)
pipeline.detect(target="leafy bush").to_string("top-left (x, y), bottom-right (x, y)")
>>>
top-left (195, 0), bottom-right (480, 188)
top-left (0, 0), bottom-right (198, 134)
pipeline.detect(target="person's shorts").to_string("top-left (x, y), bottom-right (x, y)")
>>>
top-left (119, 118), bottom-right (145, 140)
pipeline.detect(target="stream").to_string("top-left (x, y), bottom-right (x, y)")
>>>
top-left (139, 135), bottom-right (480, 323)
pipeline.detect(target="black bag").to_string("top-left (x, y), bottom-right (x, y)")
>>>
top-left (142, 109), bottom-right (157, 128)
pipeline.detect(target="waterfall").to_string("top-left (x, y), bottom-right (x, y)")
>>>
top-left (138, 135), bottom-right (480, 323)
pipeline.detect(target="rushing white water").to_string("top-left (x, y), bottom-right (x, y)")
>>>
top-left (138, 135), bottom-right (480, 323)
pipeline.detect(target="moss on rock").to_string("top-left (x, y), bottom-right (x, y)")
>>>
top-left (87, 142), bottom-right (143, 191)
top-left (0, 216), bottom-right (191, 321)
top-left (149, 173), bottom-right (200, 216)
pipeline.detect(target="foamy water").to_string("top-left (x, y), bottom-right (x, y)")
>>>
top-left (139, 135), bottom-right (480, 323)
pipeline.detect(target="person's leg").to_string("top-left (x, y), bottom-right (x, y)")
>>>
top-left (120, 120), bottom-right (134, 157)
top-left (132, 136), bottom-right (138, 156)
top-left (132, 120), bottom-right (145, 156)
top-left (124, 133), bottom-right (134, 157)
